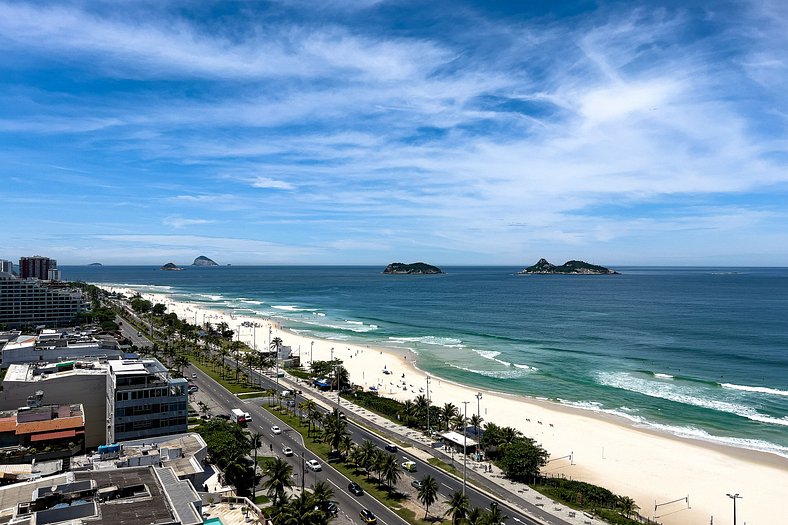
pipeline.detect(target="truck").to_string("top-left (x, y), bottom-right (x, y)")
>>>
top-left (230, 408), bottom-right (247, 425)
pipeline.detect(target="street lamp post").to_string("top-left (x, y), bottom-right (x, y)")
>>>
top-left (475, 391), bottom-right (482, 419)
top-left (310, 341), bottom-right (314, 365)
top-left (726, 493), bottom-right (741, 525)
top-left (426, 375), bottom-right (432, 435)
top-left (462, 400), bottom-right (469, 496)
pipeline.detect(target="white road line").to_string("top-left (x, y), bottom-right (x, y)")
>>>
top-left (441, 483), bottom-right (455, 491)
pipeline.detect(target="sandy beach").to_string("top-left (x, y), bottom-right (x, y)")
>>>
top-left (110, 286), bottom-right (788, 525)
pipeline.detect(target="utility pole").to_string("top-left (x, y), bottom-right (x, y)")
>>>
top-left (475, 391), bottom-right (482, 419)
top-left (310, 341), bottom-right (314, 365)
top-left (426, 375), bottom-right (431, 436)
top-left (462, 400), bottom-right (469, 496)
top-left (726, 493), bottom-right (741, 525)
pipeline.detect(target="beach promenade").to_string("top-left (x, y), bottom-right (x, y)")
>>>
top-left (108, 286), bottom-right (788, 525)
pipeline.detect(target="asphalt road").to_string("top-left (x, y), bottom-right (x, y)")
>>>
top-left (115, 315), bottom-right (153, 348)
top-left (191, 365), bottom-right (408, 525)
top-left (194, 362), bottom-right (561, 525)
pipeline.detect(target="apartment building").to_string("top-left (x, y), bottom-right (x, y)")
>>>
top-left (0, 272), bottom-right (87, 328)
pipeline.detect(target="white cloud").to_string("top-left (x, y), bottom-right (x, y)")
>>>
top-left (250, 177), bottom-right (296, 190)
top-left (162, 216), bottom-right (215, 229)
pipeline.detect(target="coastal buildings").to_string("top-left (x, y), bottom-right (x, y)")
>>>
top-left (107, 359), bottom-right (189, 443)
top-left (0, 466), bottom-right (203, 525)
top-left (18, 256), bottom-right (57, 280)
top-left (0, 330), bottom-right (120, 368)
top-left (0, 272), bottom-right (87, 328)
top-left (1, 357), bottom-right (188, 447)
top-left (0, 260), bottom-right (11, 274)
top-left (0, 402), bottom-right (85, 454)
top-left (1, 360), bottom-right (111, 447)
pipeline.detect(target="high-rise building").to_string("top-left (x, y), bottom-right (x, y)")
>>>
top-left (19, 256), bottom-right (57, 280)
top-left (0, 260), bottom-right (12, 274)
top-left (47, 268), bottom-right (61, 281)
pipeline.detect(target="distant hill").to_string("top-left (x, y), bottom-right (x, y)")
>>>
top-left (383, 262), bottom-right (443, 275)
top-left (160, 262), bottom-right (183, 271)
top-left (192, 255), bottom-right (218, 266)
top-left (518, 258), bottom-right (618, 275)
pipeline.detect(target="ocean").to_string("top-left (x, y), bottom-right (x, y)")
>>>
top-left (62, 265), bottom-right (788, 457)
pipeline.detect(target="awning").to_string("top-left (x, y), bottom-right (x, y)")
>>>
top-left (440, 431), bottom-right (478, 447)
top-left (30, 429), bottom-right (77, 442)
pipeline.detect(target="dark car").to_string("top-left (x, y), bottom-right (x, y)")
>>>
top-left (315, 501), bottom-right (338, 516)
top-left (359, 509), bottom-right (377, 524)
top-left (216, 414), bottom-right (231, 420)
top-left (348, 482), bottom-right (364, 496)
top-left (384, 443), bottom-right (398, 453)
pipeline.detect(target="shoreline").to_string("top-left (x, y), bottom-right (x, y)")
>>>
top-left (104, 285), bottom-right (788, 524)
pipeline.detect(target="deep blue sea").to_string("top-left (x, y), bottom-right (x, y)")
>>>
top-left (62, 265), bottom-right (788, 456)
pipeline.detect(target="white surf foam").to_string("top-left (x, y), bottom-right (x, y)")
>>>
top-left (721, 383), bottom-right (788, 397)
top-left (272, 305), bottom-right (316, 312)
top-left (653, 373), bottom-right (674, 379)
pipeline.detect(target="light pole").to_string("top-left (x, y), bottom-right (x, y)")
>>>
top-left (475, 391), bottom-right (482, 418)
top-left (726, 493), bottom-right (741, 525)
top-left (310, 341), bottom-right (314, 366)
top-left (426, 375), bottom-right (432, 436)
top-left (462, 400), bottom-right (469, 496)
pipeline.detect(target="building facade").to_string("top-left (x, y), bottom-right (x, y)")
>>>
top-left (0, 260), bottom-right (12, 274)
top-left (0, 273), bottom-right (87, 328)
top-left (107, 359), bottom-right (189, 443)
top-left (0, 360), bottom-right (111, 447)
top-left (18, 256), bottom-right (57, 280)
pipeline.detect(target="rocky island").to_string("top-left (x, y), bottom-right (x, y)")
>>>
top-left (160, 262), bottom-right (184, 271)
top-left (88, 262), bottom-right (103, 266)
top-left (519, 258), bottom-right (618, 275)
top-left (383, 262), bottom-right (443, 274)
top-left (192, 255), bottom-right (219, 266)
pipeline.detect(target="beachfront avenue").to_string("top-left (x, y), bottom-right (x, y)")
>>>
top-left (188, 360), bottom-right (553, 525)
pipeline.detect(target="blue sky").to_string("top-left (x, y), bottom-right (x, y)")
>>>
top-left (2, 0), bottom-right (787, 266)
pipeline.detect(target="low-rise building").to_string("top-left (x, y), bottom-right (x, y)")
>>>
top-left (0, 403), bottom-right (85, 461)
top-left (1, 330), bottom-right (121, 368)
top-left (0, 466), bottom-right (202, 525)
top-left (0, 361), bottom-right (110, 448)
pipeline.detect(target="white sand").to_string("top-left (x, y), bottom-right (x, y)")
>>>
top-left (110, 286), bottom-right (788, 525)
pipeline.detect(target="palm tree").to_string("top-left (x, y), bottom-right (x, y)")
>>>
top-left (450, 412), bottom-right (468, 432)
top-left (485, 502), bottom-right (509, 525)
top-left (617, 496), bottom-right (640, 519)
top-left (441, 402), bottom-right (459, 431)
top-left (249, 432), bottom-right (263, 497)
top-left (414, 394), bottom-right (431, 430)
top-left (338, 433), bottom-right (354, 459)
top-left (466, 506), bottom-right (485, 525)
top-left (274, 491), bottom-right (323, 525)
top-left (359, 440), bottom-right (378, 480)
top-left (470, 414), bottom-right (484, 438)
top-left (380, 453), bottom-right (401, 492)
top-left (322, 408), bottom-right (350, 451)
top-left (262, 457), bottom-right (293, 506)
top-left (444, 490), bottom-right (470, 525)
top-left (307, 410), bottom-right (323, 438)
top-left (417, 475), bottom-right (439, 519)
top-left (310, 481), bottom-right (334, 509)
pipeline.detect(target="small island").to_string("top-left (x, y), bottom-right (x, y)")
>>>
top-left (160, 262), bottom-right (184, 271)
top-left (192, 255), bottom-right (219, 267)
top-left (88, 262), bottom-right (103, 266)
top-left (518, 258), bottom-right (618, 275)
top-left (383, 262), bottom-right (443, 275)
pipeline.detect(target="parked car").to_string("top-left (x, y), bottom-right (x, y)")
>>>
top-left (411, 479), bottom-right (423, 489)
top-left (316, 501), bottom-right (338, 516)
top-left (282, 446), bottom-right (294, 457)
top-left (306, 459), bottom-right (322, 471)
top-left (271, 425), bottom-right (282, 435)
top-left (348, 482), bottom-right (364, 496)
top-left (359, 509), bottom-right (377, 524)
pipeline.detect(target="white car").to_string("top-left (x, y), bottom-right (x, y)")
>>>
top-left (306, 459), bottom-right (322, 471)
top-left (271, 425), bottom-right (282, 435)
top-left (283, 446), bottom-right (294, 457)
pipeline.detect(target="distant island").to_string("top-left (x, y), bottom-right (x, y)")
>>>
top-left (192, 255), bottom-right (219, 266)
top-left (160, 262), bottom-right (184, 271)
top-left (383, 262), bottom-right (443, 275)
top-left (518, 258), bottom-right (618, 275)
top-left (88, 262), bottom-right (103, 266)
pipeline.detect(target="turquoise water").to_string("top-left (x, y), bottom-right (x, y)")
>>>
top-left (203, 518), bottom-right (224, 525)
top-left (64, 265), bottom-right (788, 457)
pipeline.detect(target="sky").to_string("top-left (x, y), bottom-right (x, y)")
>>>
top-left (1, 0), bottom-right (787, 266)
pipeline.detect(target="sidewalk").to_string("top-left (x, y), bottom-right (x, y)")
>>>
top-left (278, 375), bottom-right (598, 525)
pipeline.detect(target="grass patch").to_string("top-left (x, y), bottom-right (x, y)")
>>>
top-left (238, 392), bottom-right (266, 400)
top-left (427, 457), bottom-right (462, 478)
top-left (186, 354), bottom-right (250, 395)
top-left (260, 405), bottom-right (416, 519)
top-left (288, 369), bottom-right (311, 380)
top-left (253, 495), bottom-right (271, 505)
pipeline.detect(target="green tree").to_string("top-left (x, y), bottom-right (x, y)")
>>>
top-left (380, 453), bottom-right (401, 492)
top-left (496, 437), bottom-right (549, 482)
top-left (444, 490), bottom-right (470, 525)
top-left (152, 303), bottom-right (167, 316)
top-left (249, 432), bottom-right (263, 497)
top-left (417, 475), bottom-right (439, 519)
top-left (617, 496), bottom-right (640, 519)
top-left (262, 456), bottom-right (293, 506)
